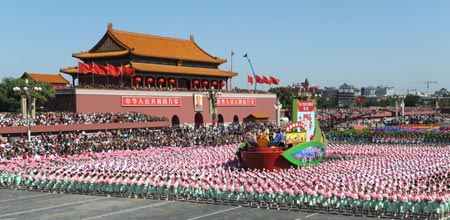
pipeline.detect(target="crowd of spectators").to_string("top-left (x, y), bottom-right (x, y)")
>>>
top-left (318, 107), bottom-right (449, 131)
top-left (0, 123), bottom-right (272, 161)
top-left (0, 112), bottom-right (168, 127)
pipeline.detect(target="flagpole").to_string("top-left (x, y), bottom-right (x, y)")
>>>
top-left (230, 51), bottom-right (234, 72)
top-left (230, 51), bottom-right (234, 91)
top-left (120, 64), bottom-right (123, 87)
top-left (77, 64), bottom-right (79, 87)
top-left (243, 54), bottom-right (257, 90)
top-left (106, 62), bottom-right (109, 87)
top-left (92, 62), bottom-right (95, 86)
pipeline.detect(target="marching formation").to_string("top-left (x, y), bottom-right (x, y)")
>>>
top-left (1, 143), bottom-right (449, 219)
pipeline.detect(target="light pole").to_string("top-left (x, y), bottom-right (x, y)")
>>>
top-left (13, 79), bottom-right (42, 143)
top-left (393, 95), bottom-right (405, 125)
top-left (203, 86), bottom-right (222, 127)
top-left (243, 54), bottom-right (257, 90)
top-left (274, 98), bottom-right (282, 127)
top-left (435, 96), bottom-right (440, 110)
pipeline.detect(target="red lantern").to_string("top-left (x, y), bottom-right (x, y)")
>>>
top-left (135, 77), bottom-right (142, 83)
top-left (220, 81), bottom-right (226, 87)
top-left (158, 78), bottom-right (165, 84)
top-left (193, 80), bottom-right (199, 85)
top-left (203, 81), bottom-right (209, 86)
top-left (212, 81), bottom-right (217, 86)
top-left (169, 79), bottom-right (175, 84)
top-left (146, 77), bottom-right (153, 84)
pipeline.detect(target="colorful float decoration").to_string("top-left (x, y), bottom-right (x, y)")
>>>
top-left (238, 99), bottom-right (327, 170)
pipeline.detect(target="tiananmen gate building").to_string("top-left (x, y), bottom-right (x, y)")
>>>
top-left (57, 23), bottom-right (276, 125)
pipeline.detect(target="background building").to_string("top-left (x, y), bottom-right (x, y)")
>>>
top-left (361, 86), bottom-right (394, 98)
top-left (337, 83), bottom-right (356, 107)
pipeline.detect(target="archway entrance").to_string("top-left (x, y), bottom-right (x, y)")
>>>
top-left (233, 115), bottom-right (239, 123)
top-left (218, 114), bottom-right (224, 124)
top-left (171, 115), bottom-right (180, 126)
top-left (195, 112), bottom-right (204, 128)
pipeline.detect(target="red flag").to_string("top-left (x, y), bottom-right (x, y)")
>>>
top-left (78, 62), bottom-right (92, 74)
top-left (92, 63), bottom-right (107, 75)
top-left (255, 75), bottom-right (264, 84)
top-left (247, 75), bottom-right (254, 85)
top-left (122, 66), bottom-right (136, 77)
top-left (107, 64), bottom-right (121, 77)
top-left (262, 76), bottom-right (271, 84)
top-left (269, 76), bottom-right (280, 85)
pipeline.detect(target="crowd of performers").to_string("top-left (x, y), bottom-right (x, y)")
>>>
top-left (1, 142), bottom-right (449, 219)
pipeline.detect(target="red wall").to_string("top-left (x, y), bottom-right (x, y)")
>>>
top-left (73, 89), bottom-right (277, 124)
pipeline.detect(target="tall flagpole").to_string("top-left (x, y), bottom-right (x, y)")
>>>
top-left (231, 51), bottom-right (234, 72)
top-left (77, 64), bottom-right (79, 86)
top-left (106, 62), bottom-right (109, 87)
top-left (120, 63), bottom-right (123, 87)
top-left (243, 54), bottom-right (257, 90)
top-left (230, 51), bottom-right (234, 91)
top-left (92, 61), bottom-right (95, 85)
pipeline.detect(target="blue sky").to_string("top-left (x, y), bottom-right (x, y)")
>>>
top-left (1, 0), bottom-right (449, 94)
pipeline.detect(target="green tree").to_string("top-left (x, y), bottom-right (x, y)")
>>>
top-left (404, 94), bottom-right (420, 107)
top-left (268, 86), bottom-right (294, 114)
top-left (0, 77), bottom-right (55, 112)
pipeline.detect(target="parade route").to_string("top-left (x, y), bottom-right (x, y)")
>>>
top-left (0, 189), bottom-right (367, 220)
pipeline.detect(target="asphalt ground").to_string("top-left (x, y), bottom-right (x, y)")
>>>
top-left (0, 189), bottom-right (373, 220)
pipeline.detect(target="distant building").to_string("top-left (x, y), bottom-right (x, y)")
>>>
top-left (337, 83), bottom-right (356, 107)
top-left (320, 87), bottom-right (338, 101)
top-left (376, 86), bottom-right (394, 97)
top-left (361, 86), bottom-right (376, 98)
top-left (361, 86), bottom-right (394, 98)
top-left (354, 88), bottom-right (361, 97)
top-left (434, 88), bottom-right (449, 97)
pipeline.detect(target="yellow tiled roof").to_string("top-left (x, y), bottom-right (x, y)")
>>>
top-left (73, 24), bottom-right (227, 64)
top-left (131, 62), bottom-right (237, 77)
top-left (22, 73), bottom-right (69, 84)
top-left (73, 50), bottom-right (129, 59)
top-left (60, 67), bottom-right (78, 74)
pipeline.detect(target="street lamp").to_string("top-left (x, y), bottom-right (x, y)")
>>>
top-left (13, 79), bottom-right (42, 143)
top-left (393, 95), bottom-right (405, 125)
top-left (203, 86), bottom-right (222, 127)
top-left (274, 98), bottom-right (282, 127)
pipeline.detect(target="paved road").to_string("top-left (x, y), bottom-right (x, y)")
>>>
top-left (0, 189), bottom-right (369, 220)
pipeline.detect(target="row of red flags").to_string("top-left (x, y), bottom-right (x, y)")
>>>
top-left (78, 62), bottom-right (136, 77)
top-left (247, 75), bottom-right (280, 85)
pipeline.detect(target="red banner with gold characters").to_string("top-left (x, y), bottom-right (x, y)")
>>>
top-left (216, 98), bottom-right (256, 106)
top-left (297, 100), bottom-right (315, 112)
top-left (121, 96), bottom-right (181, 107)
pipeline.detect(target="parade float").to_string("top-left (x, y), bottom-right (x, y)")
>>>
top-left (238, 99), bottom-right (328, 170)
